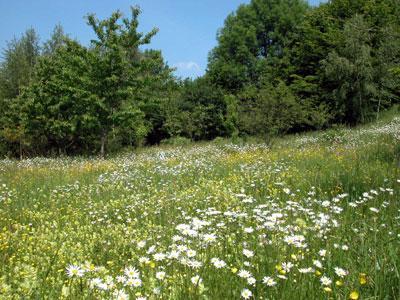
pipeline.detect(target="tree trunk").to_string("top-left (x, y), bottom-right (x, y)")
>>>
top-left (19, 140), bottom-right (23, 160)
top-left (376, 91), bottom-right (381, 121)
top-left (100, 130), bottom-right (107, 158)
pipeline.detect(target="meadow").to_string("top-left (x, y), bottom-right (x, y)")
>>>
top-left (0, 113), bottom-right (399, 300)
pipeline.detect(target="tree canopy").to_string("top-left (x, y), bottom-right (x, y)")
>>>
top-left (0, 1), bottom-right (399, 157)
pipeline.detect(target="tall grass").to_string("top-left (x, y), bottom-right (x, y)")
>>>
top-left (0, 112), bottom-right (399, 299)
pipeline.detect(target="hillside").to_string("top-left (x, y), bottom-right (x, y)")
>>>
top-left (0, 112), bottom-right (399, 299)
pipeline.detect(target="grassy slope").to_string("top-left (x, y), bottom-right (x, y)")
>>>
top-left (0, 111), bottom-right (399, 299)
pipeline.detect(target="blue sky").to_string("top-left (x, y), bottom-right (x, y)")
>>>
top-left (0, 0), bottom-right (323, 78)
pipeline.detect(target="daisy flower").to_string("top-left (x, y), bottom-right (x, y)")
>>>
top-left (241, 288), bottom-right (252, 299)
top-left (66, 265), bottom-right (84, 278)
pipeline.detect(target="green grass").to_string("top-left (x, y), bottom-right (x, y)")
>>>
top-left (0, 113), bottom-right (399, 300)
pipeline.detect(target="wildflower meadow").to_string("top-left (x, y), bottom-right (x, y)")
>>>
top-left (1, 113), bottom-right (399, 300)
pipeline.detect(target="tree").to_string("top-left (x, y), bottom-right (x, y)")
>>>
top-left (86, 6), bottom-right (160, 156)
top-left (238, 81), bottom-right (304, 140)
top-left (15, 39), bottom-right (99, 156)
top-left (0, 28), bottom-right (40, 99)
top-left (42, 24), bottom-right (68, 56)
top-left (164, 78), bottom-right (228, 140)
top-left (207, 0), bottom-right (309, 92)
top-left (322, 15), bottom-right (375, 124)
top-left (373, 25), bottom-right (400, 119)
top-left (0, 29), bottom-right (40, 157)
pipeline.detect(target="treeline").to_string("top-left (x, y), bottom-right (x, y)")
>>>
top-left (0, 0), bottom-right (399, 157)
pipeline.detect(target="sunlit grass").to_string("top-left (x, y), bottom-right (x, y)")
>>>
top-left (0, 114), bottom-right (399, 299)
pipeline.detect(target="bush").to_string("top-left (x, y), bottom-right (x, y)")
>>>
top-left (238, 81), bottom-right (305, 138)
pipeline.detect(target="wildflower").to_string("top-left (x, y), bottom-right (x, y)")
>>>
top-left (243, 249), bottom-right (254, 258)
top-left (124, 267), bottom-right (140, 279)
top-left (153, 253), bottom-right (166, 261)
top-left (238, 269), bottom-right (252, 279)
top-left (139, 257), bottom-right (150, 264)
top-left (335, 280), bottom-right (343, 286)
top-left (244, 227), bottom-right (254, 233)
top-left (298, 267), bottom-right (314, 274)
top-left (156, 271), bottom-right (166, 280)
top-left (97, 283), bottom-right (108, 290)
top-left (262, 276), bottom-right (277, 286)
top-left (66, 265), bottom-right (84, 278)
top-left (187, 260), bottom-right (202, 269)
top-left (349, 291), bottom-right (359, 299)
top-left (313, 260), bottom-right (323, 269)
top-left (281, 262), bottom-right (293, 273)
top-left (369, 207), bottom-right (379, 213)
top-left (137, 240), bottom-right (146, 248)
top-left (324, 287), bottom-right (332, 293)
top-left (359, 273), bottom-right (367, 285)
top-left (212, 258), bottom-right (226, 269)
top-left (126, 278), bottom-right (142, 288)
top-left (320, 276), bottom-right (332, 286)
top-left (319, 249), bottom-right (327, 257)
top-left (113, 289), bottom-right (129, 300)
top-left (191, 275), bottom-right (202, 285)
top-left (89, 278), bottom-right (103, 289)
top-left (322, 201), bottom-right (330, 207)
top-left (247, 277), bottom-right (256, 286)
top-left (241, 288), bottom-right (252, 299)
top-left (334, 267), bottom-right (348, 277)
top-left (186, 249), bottom-right (197, 258)
top-left (116, 276), bottom-right (127, 284)
top-left (203, 233), bottom-right (217, 243)
top-left (83, 261), bottom-right (95, 272)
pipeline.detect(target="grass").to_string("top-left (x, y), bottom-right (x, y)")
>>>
top-left (0, 112), bottom-right (399, 299)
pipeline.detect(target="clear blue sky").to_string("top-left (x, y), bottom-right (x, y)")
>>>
top-left (0, 0), bottom-right (323, 78)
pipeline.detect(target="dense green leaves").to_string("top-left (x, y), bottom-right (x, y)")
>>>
top-left (0, 1), bottom-right (399, 157)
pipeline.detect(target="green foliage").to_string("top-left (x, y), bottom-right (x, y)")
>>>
top-left (0, 28), bottom-right (40, 99)
top-left (0, 0), bottom-right (399, 157)
top-left (42, 24), bottom-right (68, 56)
top-left (164, 78), bottom-right (229, 141)
top-left (0, 7), bottom-right (175, 157)
top-left (160, 136), bottom-right (192, 146)
top-left (322, 15), bottom-right (375, 124)
top-left (86, 6), bottom-right (162, 156)
top-left (20, 40), bottom-right (98, 155)
top-left (238, 81), bottom-right (305, 140)
top-left (208, 0), bottom-right (309, 91)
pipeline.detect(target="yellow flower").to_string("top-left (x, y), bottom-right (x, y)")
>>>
top-left (335, 280), bottom-right (343, 287)
top-left (315, 270), bottom-right (322, 276)
top-left (359, 273), bottom-right (367, 285)
top-left (324, 287), bottom-right (332, 293)
top-left (349, 291), bottom-right (359, 300)
top-left (231, 267), bottom-right (238, 274)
